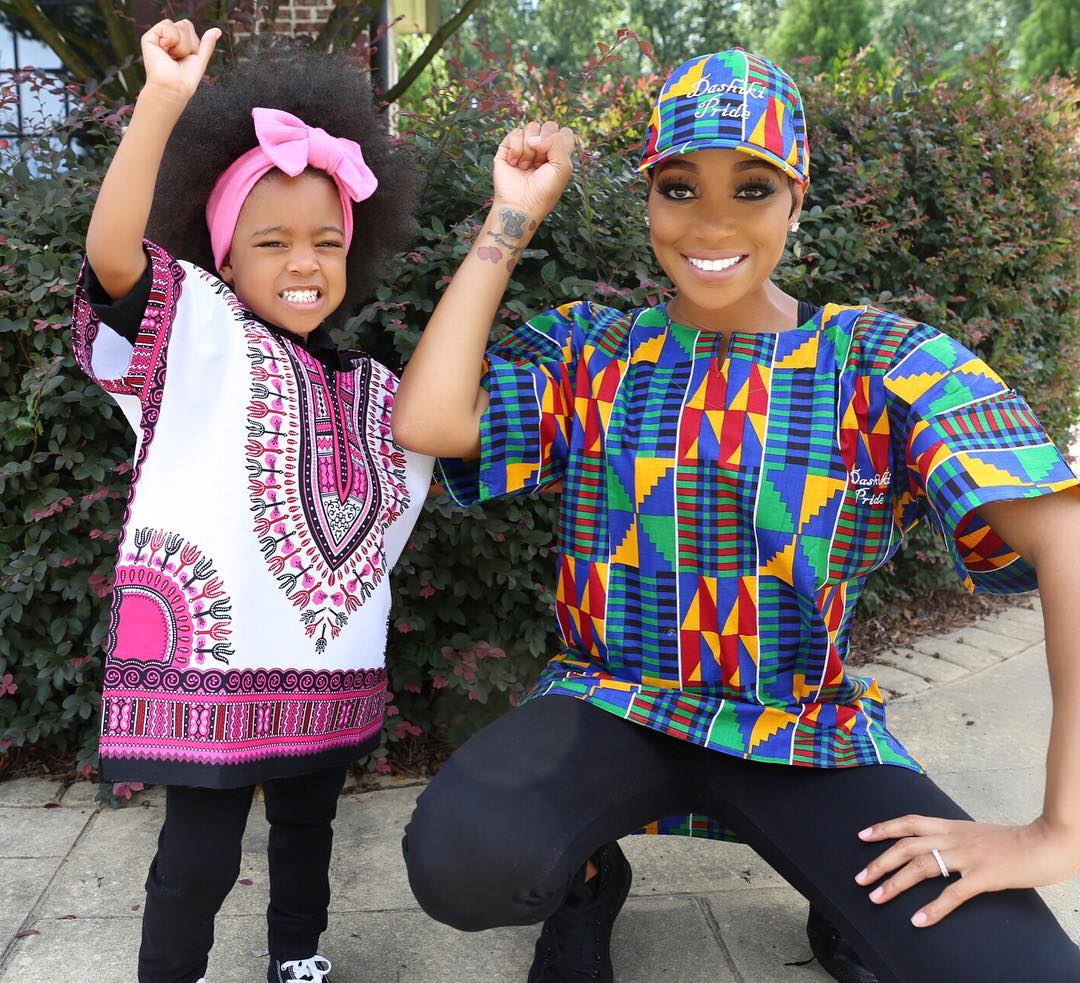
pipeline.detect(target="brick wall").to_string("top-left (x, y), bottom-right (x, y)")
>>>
top-left (271, 0), bottom-right (341, 36)
top-left (245, 1), bottom-right (403, 94)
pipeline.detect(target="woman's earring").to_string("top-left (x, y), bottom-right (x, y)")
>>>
top-left (789, 220), bottom-right (800, 233)
top-left (644, 213), bottom-right (651, 228)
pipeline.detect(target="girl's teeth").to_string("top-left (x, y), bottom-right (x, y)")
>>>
top-left (282, 289), bottom-right (319, 303)
top-left (688, 255), bottom-right (743, 272)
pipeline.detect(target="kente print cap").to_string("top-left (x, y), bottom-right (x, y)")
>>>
top-left (639, 48), bottom-right (810, 185)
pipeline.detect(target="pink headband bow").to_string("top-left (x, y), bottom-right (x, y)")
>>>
top-left (205, 107), bottom-right (378, 272)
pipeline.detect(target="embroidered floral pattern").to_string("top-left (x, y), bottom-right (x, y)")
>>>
top-left (108, 529), bottom-right (234, 669)
top-left (241, 318), bottom-right (411, 652)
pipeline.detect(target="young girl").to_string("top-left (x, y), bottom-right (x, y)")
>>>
top-left (74, 20), bottom-right (432, 983)
top-left (392, 50), bottom-right (1080, 983)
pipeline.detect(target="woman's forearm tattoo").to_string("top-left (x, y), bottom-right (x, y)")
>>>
top-left (488, 230), bottom-right (521, 253)
top-left (500, 208), bottom-right (527, 239)
top-left (479, 207), bottom-right (530, 271)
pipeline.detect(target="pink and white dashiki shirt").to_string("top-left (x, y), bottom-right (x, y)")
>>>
top-left (72, 241), bottom-right (432, 787)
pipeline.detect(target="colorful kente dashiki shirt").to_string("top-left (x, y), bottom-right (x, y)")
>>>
top-left (439, 301), bottom-right (1078, 837)
top-left (73, 241), bottom-right (433, 787)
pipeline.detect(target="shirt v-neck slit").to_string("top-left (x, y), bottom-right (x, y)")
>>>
top-left (665, 299), bottom-right (823, 374)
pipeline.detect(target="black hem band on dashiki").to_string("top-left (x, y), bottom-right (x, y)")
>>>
top-left (98, 731), bottom-right (378, 789)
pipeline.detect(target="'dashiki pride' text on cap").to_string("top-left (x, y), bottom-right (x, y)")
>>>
top-left (639, 49), bottom-right (810, 185)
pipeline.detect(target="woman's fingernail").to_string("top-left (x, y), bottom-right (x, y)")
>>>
top-left (858, 827), bottom-right (874, 838)
top-left (855, 868), bottom-right (868, 884)
top-left (869, 886), bottom-right (884, 902)
top-left (912, 911), bottom-right (928, 927)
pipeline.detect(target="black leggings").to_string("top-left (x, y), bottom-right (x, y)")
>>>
top-left (138, 764), bottom-right (348, 983)
top-left (403, 696), bottom-right (1080, 983)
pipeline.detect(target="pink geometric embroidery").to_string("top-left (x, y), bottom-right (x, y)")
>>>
top-left (72, 241), bottom-right (184, 403)
top-left (106, 697), bottom-right (134, 736)
top-left (108, 529), bottom-right (234, 669)
top-left (188, 704), bottom-right (213, 740)
top-left (98, 666), bottom-right (387, 765)
top-left (241, 318), bottom-right (412, 652)
top-left (74, 245), bottom-right (185, 627)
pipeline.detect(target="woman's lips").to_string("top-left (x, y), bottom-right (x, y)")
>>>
top-left (682, 253), bottom-right (748, 281)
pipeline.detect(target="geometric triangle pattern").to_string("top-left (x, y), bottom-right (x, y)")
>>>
top-left (437, 300), bottom-right (1079, 841)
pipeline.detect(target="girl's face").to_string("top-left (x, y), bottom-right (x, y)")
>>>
top-left (220, 169), bottom-right (347, 337)
top-left (646, 149), bottom-right (803, 329)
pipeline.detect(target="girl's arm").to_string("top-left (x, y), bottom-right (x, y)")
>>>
top-left (855, 489), bottom-right (1080, 926)
top-left (85, 19), bottom-right (219, 301)
top-left (392, 121), bottom-right (575, 459)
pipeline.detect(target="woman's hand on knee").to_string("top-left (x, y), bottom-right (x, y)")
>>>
top-left (853, 815), bottom-right (1080, 928)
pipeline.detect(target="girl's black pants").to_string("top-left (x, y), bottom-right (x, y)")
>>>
top-left (403, 695), bottom-right (1080, 983)
top-left (137, 764), bottom-right (348, 983)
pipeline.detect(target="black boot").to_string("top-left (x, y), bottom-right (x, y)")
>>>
top-left (806, 906), bottom-right (878, 983)
top-left (527, 841), bottom-right (633, 983)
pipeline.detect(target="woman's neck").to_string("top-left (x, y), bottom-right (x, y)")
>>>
top-left (667, 283), bottom-right (800, 335)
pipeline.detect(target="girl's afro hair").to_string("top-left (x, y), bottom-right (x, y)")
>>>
top-left (147, 38), bottom-right (416, 316)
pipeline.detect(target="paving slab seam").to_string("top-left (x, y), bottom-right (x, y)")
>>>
top-left (0, 904), bottom-right (438, 922)
top-left (850, 602), bottom-right (1043, 698)
top-left (0, 804), bottom-right (102, 974)
top-left (966, 618), bottom-right (1040, 643)
top-left (910, 646), bottom-right (995, 673)
top-left (865, 658), bottom-right (948, 686)
top-left (867, 640), bottom-right (1022, 689)
top-left (0, 804), bottom-right (67, 810)
top-left (889, 636), bottom-right (1046, 705)
top-left (0, 854), bottom-right (72, 861)
top-left (694, 894), bottom-right (747, 983)
top-left (628, 886), bottom-right (777, 900)
top-left (929, 617), bottom-right (1043, 652)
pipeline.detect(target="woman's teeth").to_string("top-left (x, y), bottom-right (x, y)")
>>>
top-left (687, 255), bottom-right (744, 272)
top-left (281, 289), bottom-right (320, 304)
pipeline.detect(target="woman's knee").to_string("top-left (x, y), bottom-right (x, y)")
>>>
top-left (402, 782), bottom-right (566, 932)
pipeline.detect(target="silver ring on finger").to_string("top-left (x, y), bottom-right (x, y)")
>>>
top-left (930, 848), bottom-right (950, 879)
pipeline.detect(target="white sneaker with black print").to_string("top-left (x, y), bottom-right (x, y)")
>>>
top-left (269, 954), bottom-right (333, 982)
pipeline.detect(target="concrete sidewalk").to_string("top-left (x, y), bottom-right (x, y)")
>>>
top-left (1, 598), bottom-right (1077, 982)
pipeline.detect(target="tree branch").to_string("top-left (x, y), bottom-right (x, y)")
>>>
top-left (45, 16), bottom-right (113, 73)
top-left (314, 0), bottom-right (381, 52)
top-left (0, 0), bottom-right (99, 82)
top-left (94, 0), bottom-right (140, 97)
top-left (381, 0), bottom-right (484, 105)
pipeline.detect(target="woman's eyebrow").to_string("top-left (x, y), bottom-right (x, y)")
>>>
top-left (655, 158), bottom-right (699, 175)
top-left (733, 158), bottom-right (777, 173)
top-left (655, 158), bottom-right (776, 176)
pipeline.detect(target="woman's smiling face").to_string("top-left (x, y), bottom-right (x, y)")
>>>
top-left (647, 148), bottom-right (804, 329)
